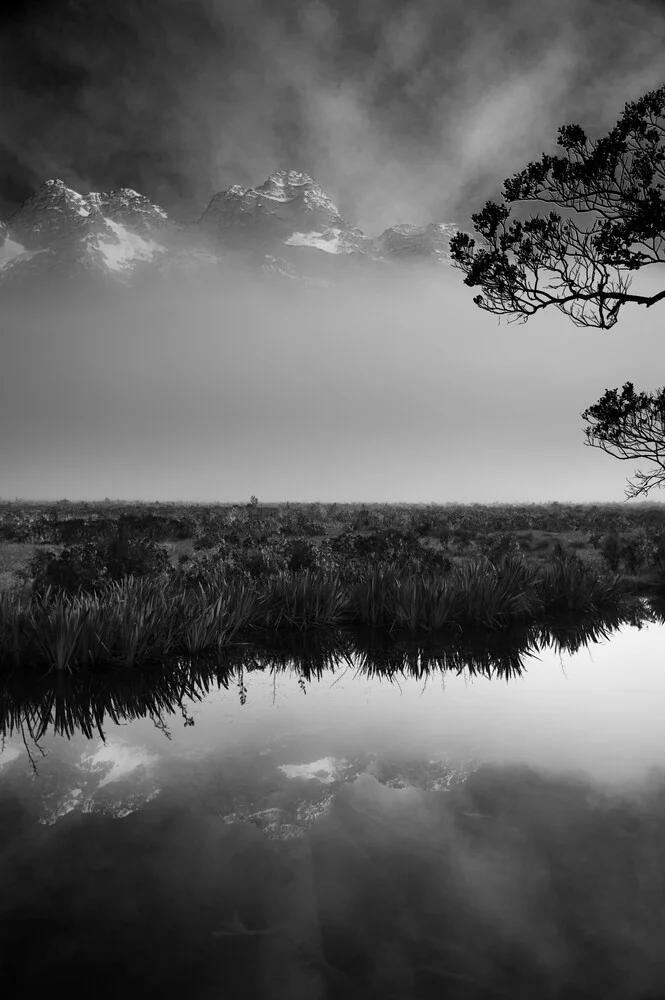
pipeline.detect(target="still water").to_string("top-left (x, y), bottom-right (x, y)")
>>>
top-left (2, 615), bottom-right (665, 999)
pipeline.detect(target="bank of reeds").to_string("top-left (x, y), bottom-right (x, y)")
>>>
top-left (0, 552), bottom-right (628, 673)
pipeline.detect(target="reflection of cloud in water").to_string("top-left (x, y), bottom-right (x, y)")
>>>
top-left (279, 757), bottom-right (346, 783)
top-left (0, 747), bottom-right (21, 771)
top-left (84, 740), bottom-right (160, 788)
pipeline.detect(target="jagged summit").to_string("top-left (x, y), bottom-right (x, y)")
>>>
top-left (255, 169), bottom-right (342, 218)
top-left (195, 169), bottom-right (346, 246)
top-left (9, 179), bottom-right (171, 244)
top-left (0, 169), bottom-right (460, 292)
top-left (1, 178), bottom-right (172, 287)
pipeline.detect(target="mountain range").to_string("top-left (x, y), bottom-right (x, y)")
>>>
top-left (0, 169), bottom-right (458, 293)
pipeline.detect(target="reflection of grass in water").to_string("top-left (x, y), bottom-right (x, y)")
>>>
top-left (0, 602), bottom-right (656, 767)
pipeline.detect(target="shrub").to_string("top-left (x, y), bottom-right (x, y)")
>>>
top-left (537, 550), bottom-right (622, 613)
top-left (288, 538), bottom-right (322, 571)
top-left (452, 528), bottom-right (475, 550)
top-left (646, 528), bottom-right (665, 574)
top-left (620, 531), bottom-right (651, 575)
top-left (480, 532), bottom-right (521, 563)
top-left (27, 535), bottom-right (173, 599)
top-left (194, 532), bottom-right (220, 551)
top-left (28, 543), bottom-right (109, 598)
top-left (103, 535), bottom-right (173, 581)
top-left (599, 532), bottom-right (622, 573)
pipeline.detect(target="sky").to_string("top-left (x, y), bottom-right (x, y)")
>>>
top-left (1, 0), bottom-right (665, 503)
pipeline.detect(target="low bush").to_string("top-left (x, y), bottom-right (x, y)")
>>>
top-left (28, 536), bottom-right (173, 599)
top-left (599, 532), bottom-right (622, 573)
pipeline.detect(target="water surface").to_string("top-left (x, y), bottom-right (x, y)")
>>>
top-left (2, 616), bottom-right (665, 999)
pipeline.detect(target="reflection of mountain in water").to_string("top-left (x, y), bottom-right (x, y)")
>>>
top-left (0, 730), bottom-right (478, 834)
top-left (219, 750), bottom-right (480, 840)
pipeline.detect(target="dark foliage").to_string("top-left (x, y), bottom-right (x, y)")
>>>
top-left (450, 84), bottom-right (665, 329)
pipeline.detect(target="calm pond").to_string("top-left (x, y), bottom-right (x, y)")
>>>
top-left (2, 610), bottom-right (665, 999)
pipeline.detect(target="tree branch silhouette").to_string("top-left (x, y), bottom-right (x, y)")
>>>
top-left (451, 84), bottom-right (665, 497)
top-left (450, 84), bottom-right (665, 329)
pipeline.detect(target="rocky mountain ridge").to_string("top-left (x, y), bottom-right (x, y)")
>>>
top-left (0, 170), bottom-right (458, 292)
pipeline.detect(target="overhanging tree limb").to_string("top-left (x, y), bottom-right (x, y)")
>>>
top-left (451, 84), bottom-right (665, 499)
top-left (450, 84), bottom-right (665, 329)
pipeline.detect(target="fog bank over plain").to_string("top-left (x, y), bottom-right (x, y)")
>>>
top-left (3, 261), bottom-right (664, 503)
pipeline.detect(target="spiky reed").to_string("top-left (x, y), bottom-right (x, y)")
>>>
top-left (0, 551), bottom-right (632, 673)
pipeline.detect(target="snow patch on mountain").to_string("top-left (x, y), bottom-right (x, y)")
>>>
top-left (0, 235), bottom-right (32, 268)
top-left (255, 170), bottom-right (341, 218)
top-left (95, 218), bottom-right (161, 273)
top-left (285, 227), bottom-right (367, 255)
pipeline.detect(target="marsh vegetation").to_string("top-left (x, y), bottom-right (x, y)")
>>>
top-left (1, 500), bottom-right (664, 672)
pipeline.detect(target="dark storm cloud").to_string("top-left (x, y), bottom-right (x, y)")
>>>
top-left (1, 0), bottom-right (664, 230)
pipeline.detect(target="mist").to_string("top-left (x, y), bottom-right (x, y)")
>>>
top-left (1, 253), bottom-right (663, 503)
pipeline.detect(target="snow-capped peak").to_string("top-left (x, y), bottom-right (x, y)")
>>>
top-left (196, 169), bottom-right (345, 239)
top-left (1, 169), bottom-right (460, 292)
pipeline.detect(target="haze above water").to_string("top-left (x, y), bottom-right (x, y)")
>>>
top-left (2, 617), bottom-right (665, 997)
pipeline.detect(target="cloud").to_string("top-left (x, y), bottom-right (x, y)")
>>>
top-left (1, 0), bottom-right (664, 231)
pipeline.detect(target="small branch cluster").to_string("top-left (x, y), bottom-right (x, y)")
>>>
top-left (582, 382), bottom-right (665, 499)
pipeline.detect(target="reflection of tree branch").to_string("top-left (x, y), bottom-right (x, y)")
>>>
top-left (180, 704), bottom-right (195, 728)
top-left (150, 714), bottom-right (172, 740)
top-left (20, 719), bottom-right (47, 776)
